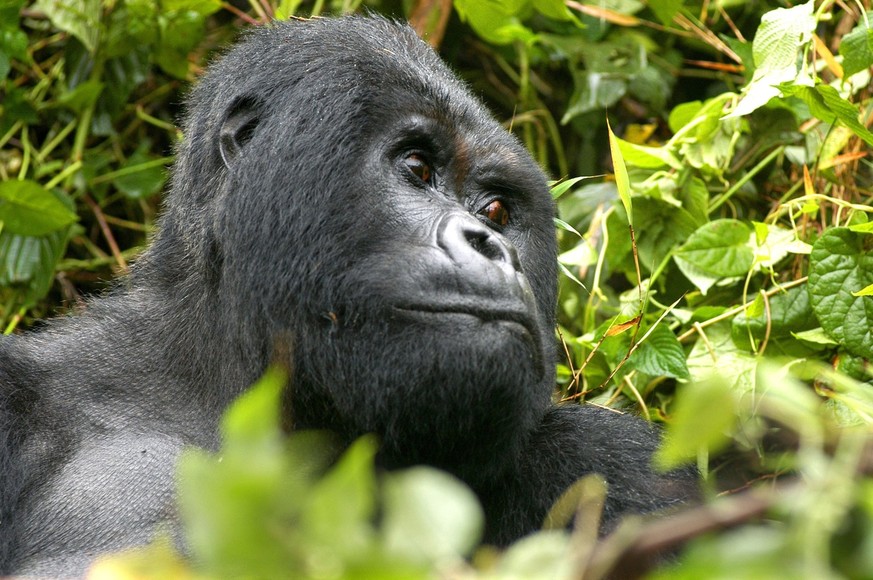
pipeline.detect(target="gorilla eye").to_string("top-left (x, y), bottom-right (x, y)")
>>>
top-left (481, 200), bottom-right (510, 227)
top-left (404, 153), bottom-right (433, 185)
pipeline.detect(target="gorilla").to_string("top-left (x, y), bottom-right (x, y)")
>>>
top-left (0, 16), bottom-right (696, 575)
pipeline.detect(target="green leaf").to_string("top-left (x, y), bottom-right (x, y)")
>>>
top-left (156, 11), bottom-right (209, 79)
top-left (674, 219), bottom-right (754, 294)
top-left (655, 377), bottom-right (737, 470)
top-left (562, 72), bottom-right (627, 122)
top-left (495, 531), bottom-right (573, 578)
top-left (779, 84), bottom-right (873, 147)
top-left (808, 227), bottom-right (873, 359)
top-left (0, 0), bottom-right (27, 80)
top-left (668, 100), bottom-right (702, 133)
top-left (648, 0), bottom-right (683, 26)
top-left (732, 285), bottom-right (817, 341)
top-left (632, 197), bottom-right (698, 275)
top-left (57, 79), bottom-right (103, 114)
top-left (531, 0), bottom-right (574, 21)
top-left (454, 0), bottom-right (536, 45)
top-left (615, 135), bottom-right (679, 169)
top-left (839, 11), bottom-right (873, 77)
top-left (727, 0), bottom-right (816, 118)
top-left (0, 180), bottom-right (78, 236)
top-left (301, 437), bottom-right (378, 551)
top-left (549, 175), bottom-right (592, 200)
top-left (112, 150), bottom-right (168, 199)
top-left (793, 327), bottom-right (837, 346)
top-left (629, 323), bottom-right (690, 379)
top-left (607, 118), bottom-right (633, 226)
top-left (0, 227), bottom-right (71, 304)
top-left (383, 467), bottom-right (483, 562)
top-left (220, 365), bottom-right (286, 447)
top-left (35, 0), bottom-right (102, 53)
top-left (686, 323), bottom-right (757, 394)
top-left (163, 0), bottom-right (221, 14)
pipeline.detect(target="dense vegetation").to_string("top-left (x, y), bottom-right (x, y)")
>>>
top-left (3, 0), bottom-right (873, 577)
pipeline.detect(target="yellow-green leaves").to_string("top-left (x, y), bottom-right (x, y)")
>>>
top-left (808, 228), bottom-right (873, 359)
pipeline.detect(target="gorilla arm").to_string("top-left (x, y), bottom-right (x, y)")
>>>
top-left (479, 406), bottom-right (699, 547)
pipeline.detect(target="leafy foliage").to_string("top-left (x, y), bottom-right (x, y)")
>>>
top-left (5, 0), bottom-right (873, 576)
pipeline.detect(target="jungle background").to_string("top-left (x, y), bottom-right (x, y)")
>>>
top-left (3, 0), bottom-right (873, 577)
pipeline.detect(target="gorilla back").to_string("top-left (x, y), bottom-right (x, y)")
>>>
top-left (0, 16), bottom-right (696, 575)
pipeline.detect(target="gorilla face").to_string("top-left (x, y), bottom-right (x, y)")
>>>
top-left (167, 17), bottom-right (558, 483)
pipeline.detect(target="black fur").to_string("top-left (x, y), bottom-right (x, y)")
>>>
top-left (0, 16), bottom-right (696, 575)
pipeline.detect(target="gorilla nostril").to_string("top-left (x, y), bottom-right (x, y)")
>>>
top-left (438, 214), bottom-right (520, 270)
top-left (465, 228), bottom-right (510, 264)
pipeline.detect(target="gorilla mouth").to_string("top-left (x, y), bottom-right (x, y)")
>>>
top-left (393, 303), bottom-right (537, 337)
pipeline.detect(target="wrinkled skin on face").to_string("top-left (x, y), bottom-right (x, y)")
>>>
top-left (0, 17), bottom-right (697, 577)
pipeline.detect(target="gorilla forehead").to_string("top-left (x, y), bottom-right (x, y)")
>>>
top-left (194, 17), bottom-right (507, 153)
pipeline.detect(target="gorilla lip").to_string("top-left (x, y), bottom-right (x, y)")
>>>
top-left (393, 303), bottom-right (537, 336)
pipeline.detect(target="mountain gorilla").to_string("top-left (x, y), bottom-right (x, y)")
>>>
top-left (0, 16), bottom-right (696, 575)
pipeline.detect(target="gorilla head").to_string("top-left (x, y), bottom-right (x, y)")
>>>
top-left (146, 16), bottom-right (557, 484)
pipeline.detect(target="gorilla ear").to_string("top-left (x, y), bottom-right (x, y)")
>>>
top-left (219, 96), bottom-right (263, 168)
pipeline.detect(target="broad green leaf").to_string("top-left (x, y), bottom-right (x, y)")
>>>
top-left (732, 285), bottom-right (817, 342)
top-left (113, 151), bottom-right (168, 199)
top-left (607, 118), bottom-right (633, 226)
top-left (668, 100), bottom-right (703, 133)
top-left (454, 0), bottom-right (536, 45)
top-left (0, 227), bottom-right (70, 304)
top-left (531, 0), bottom-right (574, 21)
top-left (754, 363), bottom-right (822, 436)
top-left (633, 197), bottom-right (698, 274)
top-left (808, 227), bottom-right (873, 359)
top-left (686, 323), bottom-right (757, 394)
top-left (628, 323), bottom-right (690, 379)
top-left (157, 11), bottom-right (209, 79)
top-left (650, 527), bottom-right (793, 579)
top-left (655, 377), bottom-right (737, 470)
top-left (383, 467), bottom-right (483, 562)
top-left (57, 80), bottom-right (103, 114)
top-left (220, 365), bottom-right (286, 446)
top-left (674, 219), bottom-right (753, 294)
top-left (301, 437), bottom-right (377, 552)
top-left (839, 11), bottom-right (873, 77)
top-left (495, 531), bottom-right (574, 579)
top-left (751, 223), bottom-right (811, 270)
top-left (678, 176), bottom-right (709, 226)
top-left (616, 136), bottom-right (679, 169)
top-left (793, 328), bottom-right (837, 346)
top-left (752, 0), bottom-right (815, 72)
top-left (562, 72), bottom-right (627, 122)
top-left (648, 0), bottom-right (683, 26)
top-left (558, 240), bottom-right (596, 269)
top-left (779, 84), bottom-right (873, 147)
top-left (0, 0), bottom-right (27, 80)
top-left (35, 0), bottom-right (101, 53)
top-left (163, 0), bottom-right (221, 14)
top-left (0, 180), bottom-right (78, 236)
top-left (727, 0), bottom-right (816, 118)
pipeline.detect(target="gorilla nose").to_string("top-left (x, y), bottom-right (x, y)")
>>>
top-left (437, 214), bottom-right (521, 272)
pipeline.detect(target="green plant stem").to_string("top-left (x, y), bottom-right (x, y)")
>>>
top-left (709, 147), bottom-right (783, 214)
top-left (89, 156), bottom-right (174, 185)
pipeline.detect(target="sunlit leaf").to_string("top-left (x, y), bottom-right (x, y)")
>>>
top-left (0, 180), bottom-right (77, 236)
top-left (808, 228), bottom-right (873, 358)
